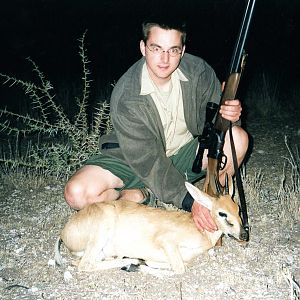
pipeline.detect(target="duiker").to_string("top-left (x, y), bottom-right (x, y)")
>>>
top-left (55, 177), bottom-right (247, 274)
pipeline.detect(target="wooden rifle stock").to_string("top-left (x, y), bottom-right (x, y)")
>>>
top-left (215, 69), bottom-right (244, 132)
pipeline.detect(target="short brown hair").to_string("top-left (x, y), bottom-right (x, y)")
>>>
top-left (142, 19), bottom-right (187, 45)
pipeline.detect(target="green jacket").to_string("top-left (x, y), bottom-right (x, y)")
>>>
top-left (100, 53), bottom-right (221, 208)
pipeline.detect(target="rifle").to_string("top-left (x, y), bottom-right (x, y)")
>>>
top-left (192, 0), bottom-right (256, 241)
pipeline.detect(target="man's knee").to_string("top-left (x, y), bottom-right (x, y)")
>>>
top-left (64, 179), bottom-right (87, 210)
top-left (237, 126), bottom-right (248, 142)
top-left (64, 165), bottom-right (124, 209)
top-left (226, 126), bottom-right (249, 155)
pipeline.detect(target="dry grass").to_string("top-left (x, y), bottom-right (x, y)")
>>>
top-left (281, 267), bottom-right (300, 300)
top-left (240, 165), bottom-right (264, 217)
top-left (277, 137), bottom-right (300, 228)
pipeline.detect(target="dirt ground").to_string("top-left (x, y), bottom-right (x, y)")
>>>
top-left (1, 117), bottom-right (299, 300)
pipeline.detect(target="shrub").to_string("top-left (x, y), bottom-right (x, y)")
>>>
top-left (0, 31), bottom-right (112, 187)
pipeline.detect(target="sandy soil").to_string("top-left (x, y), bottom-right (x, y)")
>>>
top-left (1, 117), bottom-right (299, 300)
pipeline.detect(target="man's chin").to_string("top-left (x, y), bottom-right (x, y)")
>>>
top-left (155, 71), bottom-right (172, 80)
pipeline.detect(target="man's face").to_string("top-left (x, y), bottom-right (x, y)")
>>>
top-left (140, 26), bottom-right (185, 87)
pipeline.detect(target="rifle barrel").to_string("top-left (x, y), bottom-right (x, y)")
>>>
top-left (229, 0), bottom-right (256, 74)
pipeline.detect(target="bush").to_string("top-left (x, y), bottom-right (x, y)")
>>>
top-left (0, 31), bottom-right (112, 187)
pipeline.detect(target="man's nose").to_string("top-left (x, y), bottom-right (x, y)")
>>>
top-left (161, 51), bottom-right (170, 63)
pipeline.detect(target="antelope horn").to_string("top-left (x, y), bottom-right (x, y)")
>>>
top-left (224, 173), bottom-right (229, 195)
top-left (214, 176), bottom-right (222, 195)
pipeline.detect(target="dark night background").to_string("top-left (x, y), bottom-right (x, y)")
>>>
top-left (0, 0), bottom-right (299, 115)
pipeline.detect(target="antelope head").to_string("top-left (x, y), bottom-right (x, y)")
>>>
top-left (185, 175), bottom-right (248, 242)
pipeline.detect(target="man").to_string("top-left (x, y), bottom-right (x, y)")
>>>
top-left (64, 19), bottom-right (248, 232)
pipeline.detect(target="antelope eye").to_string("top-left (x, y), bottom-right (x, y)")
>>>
top-left (219, 212), bottom-right (233, 226)
top-left (219, 212), bottom-right (227, 218)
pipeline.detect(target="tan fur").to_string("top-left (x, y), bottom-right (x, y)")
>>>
top-left (55, 183), bottom-right (247, 274)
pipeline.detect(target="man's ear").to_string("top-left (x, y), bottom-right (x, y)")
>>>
top-left (140, 40), bottom-right (146, 56)
top-left (181, 45), bottom-right (186, 57)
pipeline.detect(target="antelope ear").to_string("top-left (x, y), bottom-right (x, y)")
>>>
top-left (185, 182), bottom-right (213, 210)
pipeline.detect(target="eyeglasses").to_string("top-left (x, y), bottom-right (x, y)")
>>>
top-left (146, 44), bottom-right (183, 57)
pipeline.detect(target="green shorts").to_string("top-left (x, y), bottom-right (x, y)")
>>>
top-left (84, 138), bottom-right (206, 190)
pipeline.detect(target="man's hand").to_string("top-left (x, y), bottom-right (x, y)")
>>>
top-left (219, 99), bottom-right (242, 123)
top-left (191, 201), bottom-right (218, 232)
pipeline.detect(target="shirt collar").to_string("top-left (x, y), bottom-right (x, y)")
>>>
top-left (140, 63), bottom-right (188, 96)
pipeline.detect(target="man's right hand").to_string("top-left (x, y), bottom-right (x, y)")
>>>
top-left (191, 201), bottom-right (218, 232)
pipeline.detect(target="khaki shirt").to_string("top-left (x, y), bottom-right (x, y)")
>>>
top-left (140, 63), bottom-right (193, 156)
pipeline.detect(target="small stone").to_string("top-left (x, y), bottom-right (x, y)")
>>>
top-left (64, 271), bottom-right (73, 282)
top-left (29, 286), bottom-right (39, 293)
top-left (48, 259), bottom-right (56, 267)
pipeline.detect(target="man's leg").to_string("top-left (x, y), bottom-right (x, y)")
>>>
top-left (219, 126), bottom-right (249, 184)
top-left (64, 165), bottom-right (124, 210)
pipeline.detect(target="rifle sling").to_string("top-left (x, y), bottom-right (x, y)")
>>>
top-left (229, 122), bottom-right (250, 234)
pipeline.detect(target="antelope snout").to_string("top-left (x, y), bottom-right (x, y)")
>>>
top-left (239, 226), bottom-right (249, 242)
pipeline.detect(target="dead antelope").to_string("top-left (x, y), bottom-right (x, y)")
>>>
top-left (55, 177), bottom-right (248, 274)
